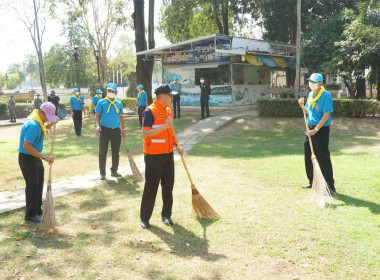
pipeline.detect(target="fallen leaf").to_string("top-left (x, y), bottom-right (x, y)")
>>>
top-left (288, 259), bottom-right (295, 264)
top-left (20, 223), bottom-right (25, 226)
top-left (293, 278), bottom-right (300, 280)
top-left (102, 214), bottom-right (106, 218)
top-left (26, 255), bottom-right (31, 258)
top-left (136, 256), bottom-right (140, 260)
top-left (189, 229), bottom-right (193, 233)
top-left (156, 247), bottom-right (161, 250)
top-left (90, 224), bottom-right (96, 229)
top-left (186, 243), bottom-right (190, 247)
top-left (14, 236), bottom-right (23, 241)
top-left (34, 267), bottom-right (39, 272)
top-left (318, 248), bottom-right (323, 251)
top-left (90, 238), bottom-right (98, 243)
top-left (13, 269), bottom-right (19, 275)
top-left (144, 241), bottom-right (149, 245)
top-left (245, 264), bottom-right (248, 266)
top-left (14, 186), bottom-right (17, 189)
top-left (302, 263), bottom-right (309, 268)
top-left (9, 196), bottom-right (13, 199)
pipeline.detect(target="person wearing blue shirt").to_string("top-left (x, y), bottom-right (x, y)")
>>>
top-left (69, 88), bottom-right (84, 136)
top-left (18, 102), bottom-right (57, 222)
top-left (170, 76), bottom-right (182, 118)
top-left (298, 73), bottom-right (335, 194)
top-left (135, 85), bottom-right (148, 127)
top-left (92, 89), bottom-right (103, 114)
top-left (95, 83), bottom-right (126, 180)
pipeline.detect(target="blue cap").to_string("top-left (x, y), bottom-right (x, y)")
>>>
top-left (73, 88), bottom-right (80, 92)
top-left (96, 89), bottom-right (103, 94)
top-left (307, 73), bottom-right (323, 82)
top-left (136, 85), bottom-right (144, 89)
top-left (107, 83), bottom-right (117, 91)
top-left (173, 76), bottom-right (179, 81)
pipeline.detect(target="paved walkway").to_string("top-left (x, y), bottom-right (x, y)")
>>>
top-left (0, 109), bottom-right (258, 214)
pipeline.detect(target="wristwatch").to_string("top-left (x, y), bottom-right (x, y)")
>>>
top-left (42, 154), bottom-right (47, 160)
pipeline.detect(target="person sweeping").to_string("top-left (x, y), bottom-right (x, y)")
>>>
top-left (18, 102), bottom-right (57, 222)
top-left (298, 73), bottom-right (336, 195)
top-left (140, 85), bottom-right (184, 229)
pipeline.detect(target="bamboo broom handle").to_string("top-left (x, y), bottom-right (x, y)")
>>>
top-left (302, 110), bottom-right (316, 155)
top-left (48, 124), bottom-right (56, 184)
top-left (171, 127), bottom-right (196, 188)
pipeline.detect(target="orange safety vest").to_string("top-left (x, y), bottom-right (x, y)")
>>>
top-left (143, 100), bottom-right (175, 155)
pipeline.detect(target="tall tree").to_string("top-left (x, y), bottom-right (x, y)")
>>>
top-left (22, 54), bottom-right (39, 90)
top-left (47, 0), bottom-right (129, 84)
top-left (133, 0), bottom-right (154, 102)
top-left (12, 0), bottom-right (48, 100)
top-left (7, 63), bottom-right (26, 89)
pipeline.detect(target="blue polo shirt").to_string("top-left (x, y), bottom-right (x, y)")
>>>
top-left (305, 90), bottom-right (333, 126)
top-left (92, 95), bottom-right (102, 106)
top-left (95, 98), bottom-right (124, 128)
top-left (18, 119), bottom-right (44, 155)
top-left (69, 96), bottom-right (84, 111)
top-left (170, 83), bottom-right (182, 95)
top-left (137, 91), bottom-right (148, 106)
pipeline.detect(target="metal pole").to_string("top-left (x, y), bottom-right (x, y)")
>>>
top-left (294, 0), bottom-right (301, 96)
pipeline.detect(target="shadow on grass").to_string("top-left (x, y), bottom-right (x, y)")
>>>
top-left (335, 193), bottom-right (380, 214)
top-left (149, 222), bottom-right (225, 261)
top-left (104, 177), bottom-right (141, 196)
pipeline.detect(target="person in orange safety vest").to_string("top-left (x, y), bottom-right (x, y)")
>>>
top-left (140, 85), bottom-right (184, 229)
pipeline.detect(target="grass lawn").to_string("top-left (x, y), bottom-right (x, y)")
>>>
top-left (0, 116), bottom-right (379, 279)
top-left (0, 113), bottom-right (199, 192)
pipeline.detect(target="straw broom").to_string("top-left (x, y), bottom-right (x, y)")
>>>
top-left (123, 137), bottom-right (144, 182)
top-left (42, 124), bottom-right (58, 233)
top-left (302, 111), bottom-right (332, 208)
top-left (171, 128), bottom-right (219, 219)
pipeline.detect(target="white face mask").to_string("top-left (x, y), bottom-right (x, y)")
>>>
top-left (309, 82), bottom-right (319, 91)
top-left (75, 92), bottom-right (79, 96)
top-left (107, 92), bottom-right (116, 99)
top-left (200, 79), bottom-right (205, 83)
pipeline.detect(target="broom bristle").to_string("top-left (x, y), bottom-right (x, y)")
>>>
top-left (42, 183), bottom-right (58, 232)
top-left (310, 157), bottom-right (332, 208)
top-left (191, 186), bottom-right (219, 219)
top-left (127, 150), bottom-right (144, 182)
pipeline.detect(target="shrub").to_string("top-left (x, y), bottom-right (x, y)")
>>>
top-left (120, 98), bottom-right (136, 109)
top-left (258, 98), bottom-right (379, 118)
top-left (0, 102), bottom-right (7, 114)
top-left (325, 83), bottom-right (341, 90)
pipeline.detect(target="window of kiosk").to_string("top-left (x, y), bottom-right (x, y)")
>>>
top-left (195, 64), bottom-right (231, 85)
top-left (232, 64), bottom-right (270, 85)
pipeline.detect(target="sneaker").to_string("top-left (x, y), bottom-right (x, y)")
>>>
top-left (302, 184), bottom-right (312, 189)
top-left (25, 214), bottom-right (42, 223)
top-left (162, 217), bottom-right (173, 226)
top-left (141, 221), bottom-right (151, 229)
top-left (111, 172), bottom-right (122, 178)
top-left (100, 174), bottom-right (106, 180)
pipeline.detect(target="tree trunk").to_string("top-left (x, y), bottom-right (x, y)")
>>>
top-left (146, 0), bottom-right (155, 104)
top-left (33, 0), bottom-right (47, 102)
top-left (377, 66), bottom-right (380, 101)
top-left (355, 76), bottom-right (366, 99)
top-left (213, 4), bottom-right (223, 34)
top-left (222, 0), bottom-right (229, 35)
top-left (133, 0), bottom-right (148, 95)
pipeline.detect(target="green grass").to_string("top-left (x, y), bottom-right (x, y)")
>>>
top-left (0, 116), bottom-right (379, 279)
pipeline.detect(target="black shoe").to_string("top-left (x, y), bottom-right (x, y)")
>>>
top-left (200, 117), bottom-right (205, 120)
top-left (38, 209), bottom-right (43, 216)
top-left (141, 221), bottom-right (151, 229)
top-left (111, 172), bottom-right (122, 178)
top-left (206, 115), bottom-right (210, 118)
top-left (162, 217), bottom-right (173, 226)
top-left (302, 184), bottom-right (312, 189)
top-left (100, 174), bottom-right (106, 180)
top-left (25, 214), bottom-right (42, 223)
top-left (178, 116), bottom-right (181, 118)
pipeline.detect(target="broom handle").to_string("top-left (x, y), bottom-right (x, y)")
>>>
top-left (171, 127), bottom-right (196, 187)
top-left (48, 124), bottom-right (56, 183)
top-left (302, 110), bottom-right (315, 155)
top-left (122, 137), bottom-right (128, 152)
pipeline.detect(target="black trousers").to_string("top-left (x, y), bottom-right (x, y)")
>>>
top-left (304, 126), bottom-right (335, 192)
top-left (200, 97), bottom-right (210, 118)
top-left (140, 152), bottom-right (174, 222)
top-left (18, 153), bottom-right (44, 217)
top-left (173, 95), bottom-right (181, 118)
top-left (138, 106), bottom-right (145, 127)
top-left (99, 126), bottom-right (121, 175)
top-left (9, 108), bottom-right (16, 122)
top-left (72, 110), bottom-right (82, 136)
